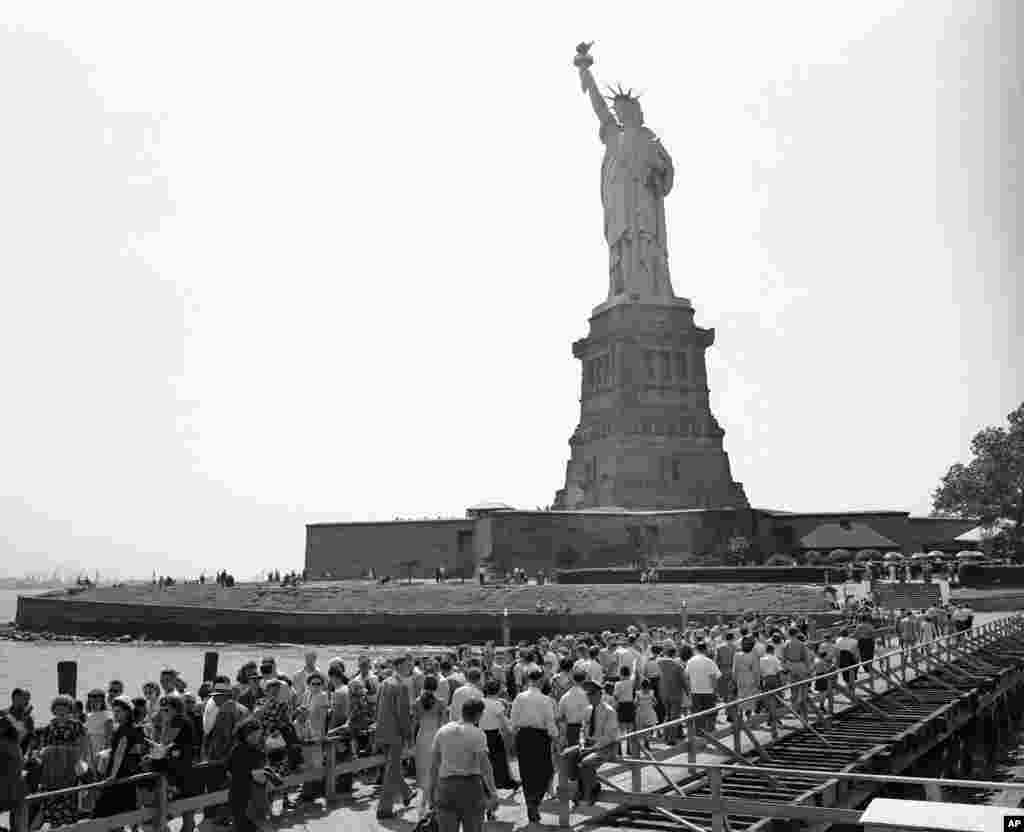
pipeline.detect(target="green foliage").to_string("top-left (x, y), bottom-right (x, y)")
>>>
top-left (932, 402), bottom-right (1024, 559)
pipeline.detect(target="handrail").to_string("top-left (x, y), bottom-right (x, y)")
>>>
top-left (554, 615), bottom-right (1024, 828)
top-left (8, 731), bottom-right (415, 832)
top-left (614, 760), bottom-right (1024, 792)
top-left (569, 614), bottom-right (1019, 760)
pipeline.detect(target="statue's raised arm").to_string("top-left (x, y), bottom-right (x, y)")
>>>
top-left (574, 43), bottom-right (614, 130)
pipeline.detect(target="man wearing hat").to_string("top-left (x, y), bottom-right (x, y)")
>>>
top-left (203, 679), bottom-right (248, 765)
top-left (568, 681), bottom-right (618, 805)
top-left (292, 651), bottom-right (322, 698)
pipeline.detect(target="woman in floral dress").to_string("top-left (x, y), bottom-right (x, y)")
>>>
top-left (30, 695), bottom-right (89, 829)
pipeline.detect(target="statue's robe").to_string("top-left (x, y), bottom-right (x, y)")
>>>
top-left (599, 119), bottom-right (675, 301)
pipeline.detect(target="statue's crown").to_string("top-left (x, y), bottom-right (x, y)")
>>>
top-left (603, 82), bottom-right (641, 104)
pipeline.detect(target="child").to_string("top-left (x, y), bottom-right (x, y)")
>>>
top-left (634, 678), bottom-right (657, 750)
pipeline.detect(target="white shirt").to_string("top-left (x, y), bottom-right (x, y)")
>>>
top-left (202, 698), bottom-right (219, 735)
top-left (684, 654), bottom-right (721, 695)
top-left (449, 683), bottom-right (483, 723)
top-left (615, 647), bottom-right (642, 675)
top-left (759, 654), bottom-right (782, 677)
top-left (432, 721), bottom-right (488, 778)
top-left (510, 686), bottom-right (558, 738)
top-left (479, 697), bottom-right (507, 732)
top-left (292, 665), bottom-right (322, 697)
top-left (574, 658), bottom-right (605, 684)
top-left (613, 678), bottom-right (635, 704)
top-left (557, 686), bottom-right (590, 725)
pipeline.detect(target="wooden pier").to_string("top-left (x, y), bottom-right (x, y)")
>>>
top-left (559, 614), bottom-right (1024, 831)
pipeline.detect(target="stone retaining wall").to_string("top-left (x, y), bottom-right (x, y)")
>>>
top-left (16, 595), bottom-right (841, 645)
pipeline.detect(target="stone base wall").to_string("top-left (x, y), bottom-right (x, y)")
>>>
top-left (15, 595), bottom-right (842, 646)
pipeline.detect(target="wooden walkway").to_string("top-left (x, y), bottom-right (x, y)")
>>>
top-left (6, 614), bottom-right (1022, 832)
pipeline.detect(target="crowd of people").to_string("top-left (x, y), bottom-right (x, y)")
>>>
top-left (0, 601), bottom-right (979, 832)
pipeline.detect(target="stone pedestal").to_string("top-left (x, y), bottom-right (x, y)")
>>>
top-left (553, 296), bottom-right (748, 511)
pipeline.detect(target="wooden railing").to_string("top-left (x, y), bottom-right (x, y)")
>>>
top-left (574, 761), bottom-right (1024, 832)
top-left (8, 733), bottom-right (410, 832)
top-left (556, 614), bottom-right (1024, 827)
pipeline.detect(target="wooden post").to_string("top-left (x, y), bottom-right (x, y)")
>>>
top-left (557, 752), bottom-right (572, 828)
top-left (686, 716), bottom-right (698, 772)
top-left (57, 661), bottom-right (77, 698)
top-left (325, 739), bottom-right (337, 803)
top-left (13, 799), bottom-right (29, 832)
top-left (680, 601), bottom-right (688, 634)
top-left (631, 754), bottom-right (642, 792)
top-left (709, 767), bottom-right (726, 832)
top-left (203, 651), bottom-right (219, 682)
top-left (153, 774), bottom-right (169, 832)
top-left (732, 704), bottom-right (742, 754)
top-left (501, 608), bottom-right (511, 647)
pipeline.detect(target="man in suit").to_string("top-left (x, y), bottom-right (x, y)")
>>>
top-left (570, 680), bottom-right (619, 805)
top-left (375, 655), bottom-right (414, 819)
top-left (656, 645), bottom-right (686, 743)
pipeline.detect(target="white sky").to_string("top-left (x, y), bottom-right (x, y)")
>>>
top-left (1, 2), bottom-right (1020, 579)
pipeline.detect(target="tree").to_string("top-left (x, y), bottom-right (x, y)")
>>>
top-left (932, 402), bottom-right (1024, 560)
top-left (399, 559), bottom-right (421, 585)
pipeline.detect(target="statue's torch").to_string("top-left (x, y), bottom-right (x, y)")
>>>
top-left (574, 41), bottom-right (594, 91)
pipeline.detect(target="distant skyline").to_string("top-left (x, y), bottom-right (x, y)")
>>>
top-left (1, 2), bottom-right (1020, 578)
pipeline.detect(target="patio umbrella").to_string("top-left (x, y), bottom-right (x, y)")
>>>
top-left (857, 549), bottom-right (882, 562)
top-left (910, 552), bottom-right (932, 561)
top-left (883, 552), bottom-right (903, 562)
top-left (828, 548), bottom-right (852, 563)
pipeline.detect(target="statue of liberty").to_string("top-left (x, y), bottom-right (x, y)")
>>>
top-left (574, 43), bottom-right (676, 302)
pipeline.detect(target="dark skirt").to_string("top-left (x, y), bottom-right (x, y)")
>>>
top-left (484, 730), bottom-right (516, 790)
top-left (93, 782), bottom-right (138, 818)
top-left (514, 727), bottom-right (553, 803)
top-left (857, 637), bottom-right (875, 663)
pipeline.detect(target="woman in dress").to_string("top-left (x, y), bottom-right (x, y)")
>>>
top-left (480, 679), bottom-right (517, 794)
top-left (344, 678), bottom-right (375, 756)
top-left (634, 679), bottom-right (658, 750)
top-left (228, 720), bottom-right (269, 832)
top-left (411, 675), bottom-right (444, 816)
top-left (92, 696), bottom-right (145, 818)
top-left (83, 689), bottom-right (114, 776)
top-left (780, 628), bottom-right (813, 716)
top-left (30, 694), bottom-right (89, 830)
top-left (150, 695), bottom-right (198, 832)
top-left (0, 715), bottom-right (27, 820)
top-left (141, 683), bottom-right (161, 729)
top-left (834, 629), bottom-right (861, 688)
top-left (295, 671), bottom-right (329, 801)
top-left (254, 678), bottom-right (299, 810)
top-left (731, 636), bottom-right (761, 720)
top-left (853, 616), bottom-right (876, 669)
